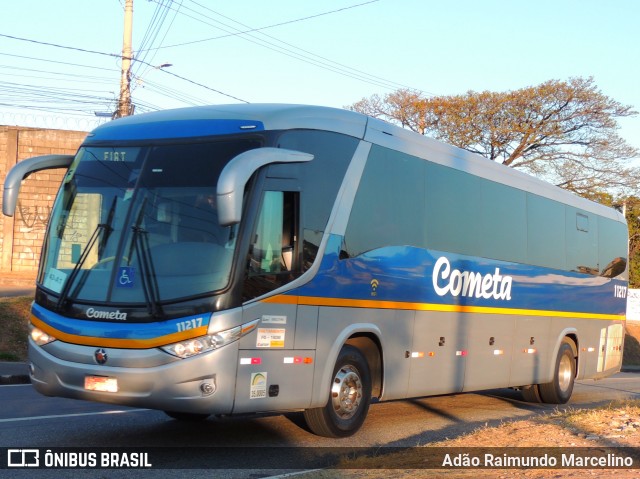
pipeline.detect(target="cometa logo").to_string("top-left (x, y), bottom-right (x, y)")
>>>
top-left (86, 308), bottom-right (128, 321)
top-left (432, 256), bottom-right (513, 301)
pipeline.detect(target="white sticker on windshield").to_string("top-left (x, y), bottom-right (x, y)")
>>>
top-left (43, 268), bottom-right (67, 293)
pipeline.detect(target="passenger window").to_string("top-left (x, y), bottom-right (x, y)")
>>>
top-left (244, 191), bottom-right (299, 301)
top-left (577, 213), bottom-right (589, 232)
top-left (250, 191), bottom-right (285, 274)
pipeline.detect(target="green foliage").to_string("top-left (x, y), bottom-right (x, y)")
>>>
top-left (624, 197), bottom-right (640, 288)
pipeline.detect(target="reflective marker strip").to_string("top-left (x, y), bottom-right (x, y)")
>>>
top-left (240, 358), bottom-right (262, 365)
top-left (284, 357), bottom-right (313, 364)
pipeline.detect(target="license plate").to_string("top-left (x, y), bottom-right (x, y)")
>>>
top-left (84, 376), bottom-right (118, 393)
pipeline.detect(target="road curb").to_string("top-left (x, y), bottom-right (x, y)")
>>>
top-left (0, 362), bottom-right (30, 385)
top-left (0, 374), bottom-right (30, 385)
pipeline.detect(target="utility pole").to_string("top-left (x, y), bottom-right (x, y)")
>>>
top-left (115, 0), bottom-right (134, 118)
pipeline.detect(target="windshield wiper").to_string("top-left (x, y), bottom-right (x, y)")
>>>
top-left (128, 199), bottom-right (163, 317)
top-left (56, 197), bottom-right (117, 311)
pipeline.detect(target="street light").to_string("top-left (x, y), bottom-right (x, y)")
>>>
top-left (134, 63), bottom-right (173, 88)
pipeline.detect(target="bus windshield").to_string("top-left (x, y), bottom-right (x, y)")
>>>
top-left (39, 139), bottom-right (261, 307)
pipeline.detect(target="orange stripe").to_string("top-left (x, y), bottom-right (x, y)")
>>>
top-left (31, 315), bottom-right (208, 349)
top-left (262, 295), bottom-right (625, 321)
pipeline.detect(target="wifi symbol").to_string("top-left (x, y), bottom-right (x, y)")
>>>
top-left (370, 279), bottom-right (379, 296)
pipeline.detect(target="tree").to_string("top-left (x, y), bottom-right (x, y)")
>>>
top-left (624, 197), bottom-right (640, 288)
top-left (349, 77), bottom-right (639, 197)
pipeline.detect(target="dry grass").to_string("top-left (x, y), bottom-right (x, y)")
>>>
top-left (302, 402), bottom-right (640, 479)
top-left (0, 296), bottom-right (32, 361)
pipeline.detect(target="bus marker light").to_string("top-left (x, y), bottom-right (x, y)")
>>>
top-left (411, 352), bottom-right (424, 358)
top-left (240, 357), bottom-right (261, 365)
top-left (456, 350), bottom-right (467, 356)
top-left (284, 357), bottom-right (313, 364)
top-left (493, 349), bottom-right (504, 355)
top-left (428, 352), bottom-right (435, 357)
top-left (524, 348), bottom-right (537, 354)
top-left (284, 357), bottom-right (304, 364)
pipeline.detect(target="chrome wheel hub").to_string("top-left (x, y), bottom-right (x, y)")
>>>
top-left (331, 365), bottom-right (363, 419)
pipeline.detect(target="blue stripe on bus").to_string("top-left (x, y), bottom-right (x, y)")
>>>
top-left (31, 303), bottom-right (211, 342)
top-left (288, 235), bottom-right (627, 317)
top-left (87, 119), bottom-right (265, 142)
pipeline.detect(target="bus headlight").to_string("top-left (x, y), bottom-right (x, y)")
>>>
top-left (30, 324), bottom-right (56, 346)
top-left (162, 318), bottom-right (259, 359)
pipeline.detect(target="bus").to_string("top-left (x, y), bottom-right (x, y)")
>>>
top-left (2, 104), bottom-right (628, 438)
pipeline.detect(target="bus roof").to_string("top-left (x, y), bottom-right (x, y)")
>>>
top-left (86, 103), bottom-right (624, 223)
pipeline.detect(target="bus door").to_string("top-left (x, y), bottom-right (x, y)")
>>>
top-left (233, 175), bottom-right (316, 413)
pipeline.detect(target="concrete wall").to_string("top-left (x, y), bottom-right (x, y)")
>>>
top-left (0, 126), bottom-right (86, 273)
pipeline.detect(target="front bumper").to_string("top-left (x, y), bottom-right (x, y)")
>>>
top-left (29, 338), bottom-right (239, 415)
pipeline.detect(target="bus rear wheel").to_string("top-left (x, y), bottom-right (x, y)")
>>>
top-left (522, 340), bottom-right (576, 404)
top-left (538, 340), bottom-right (576, 404)
top-left (303, 344), bottom-right (372, 438)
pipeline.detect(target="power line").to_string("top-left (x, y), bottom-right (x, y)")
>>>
top-left (142, 0), bottom-right (423, 93)
top-left (0, 33), bottom-right (122, 60)
top-left (0, 30), bottom-right (248, 105)
top-left (0, 51), bottom-right (117, 73)
top-left (144, 0), bottom-right (379, 51)
top-left (134, 0), bottom-right (182, 79)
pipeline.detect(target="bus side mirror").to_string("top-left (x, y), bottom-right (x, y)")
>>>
top-left (2, 154), bottom-right (74, 217)
top-left (217, 147), bottom-right (313, 226)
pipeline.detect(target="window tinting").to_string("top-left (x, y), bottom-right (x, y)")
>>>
top-left (276, 130), bottom-right (358, 267)
top-left (342, 143), bottom-right (627, 279)
top-left (598, 217), bottom-right (628, 278)
top-left (566, 208), bottom-right (599, 275)
top-left (425, 162), bottom-right (481, 255)
top-left (344, 146), bottom-right (425, 257)
top-left (527, 194), bottom-right (566, 270)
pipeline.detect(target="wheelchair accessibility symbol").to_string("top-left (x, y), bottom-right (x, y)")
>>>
top-left (116, 266), bottom-right (135, 288)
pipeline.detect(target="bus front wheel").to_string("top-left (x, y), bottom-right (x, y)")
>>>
top-left (164, 411), bottom-right (210, 421)
top-left (303, 345), bottom-right (372, 438)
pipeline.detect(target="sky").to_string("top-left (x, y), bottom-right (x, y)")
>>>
top-left (0, 0), bottom-right (638, 157)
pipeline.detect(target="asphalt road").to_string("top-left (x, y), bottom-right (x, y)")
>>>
top-left (1, 372), bottom-right (639, 478)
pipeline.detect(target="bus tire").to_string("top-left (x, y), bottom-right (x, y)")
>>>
top-left (538, 340), bottom-right (576, 404)
top-left (164, 411), bottom-right (210, 421)
top-left (303, 344), bottom-right (372, 438)
top-left (520, 384), bottom-right (542, 403)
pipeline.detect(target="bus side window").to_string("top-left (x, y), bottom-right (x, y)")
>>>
top-left (250, 191), bottom-right (283, 274)
top-left (244, 191), bottom-right (299, 301)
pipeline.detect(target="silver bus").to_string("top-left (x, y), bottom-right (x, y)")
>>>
top-left (3, 104), bottom-right (628, 437)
